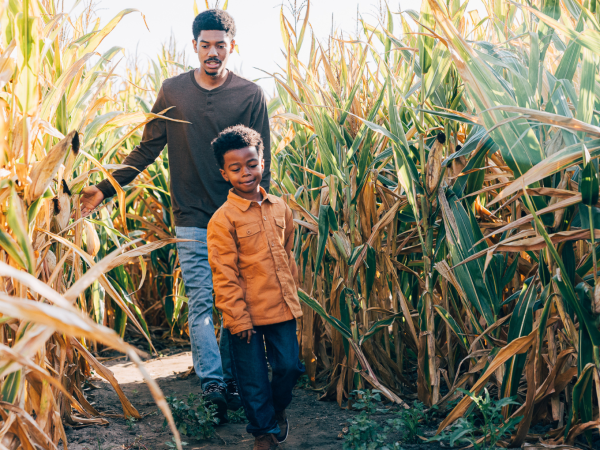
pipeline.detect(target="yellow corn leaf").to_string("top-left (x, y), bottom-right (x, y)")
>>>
top-left (0, 261), bottom-right (71, 308)
top-left (36, 228), bottom-right (153, 351)
top-left (272, 112), bottom-right (314, 131)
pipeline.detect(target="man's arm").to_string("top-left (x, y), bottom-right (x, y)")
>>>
top-left (251, 87), bottom-right (271, 193)
top-left (80, 86), bottom-right (169, 216)
top-left (207, 218), bottom-right (254, 336)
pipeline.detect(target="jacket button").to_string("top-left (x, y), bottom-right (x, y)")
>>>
top-left (271, 242), bottom-right (274, 246)
top-left (277, 267), bottom-right (280, 271)
top-left (247, 230), bottom-right (251, 234)
top-left (264, 216), bottom-right (267, 221)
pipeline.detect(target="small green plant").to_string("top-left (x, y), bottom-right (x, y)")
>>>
top-left (295, 374), bottom-right (311, 389)
top-left (126, 416), bottom-right (137, 430)
top-left (122, 436), bottom-right (149, 450)
top-left (429, 389), bottom-right (522, 450)
top-left (165, 437), bottom-right (188, 449)
top-left (388, 401), bottom-right (426, 443)
top-left (351, 389), bottom-right (389, 415)
top-left (343, 390), bottom-right (394, 450)
top-left (228, 407), bottom-right (248, 424)
top-left (164, 393), bottom-right (219, 439)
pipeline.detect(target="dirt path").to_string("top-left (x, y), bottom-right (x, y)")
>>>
top-left (66, 351), bottom-right (366, 450)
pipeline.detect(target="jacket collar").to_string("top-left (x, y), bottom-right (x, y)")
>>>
top-left (227, 186), bottom-right (276, 212)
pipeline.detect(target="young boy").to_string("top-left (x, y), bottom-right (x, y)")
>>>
top-left (207, 125), bottom-right (305, 449)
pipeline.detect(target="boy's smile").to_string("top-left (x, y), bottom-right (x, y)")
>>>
top-left (220, 146), bottom-right (264, 202)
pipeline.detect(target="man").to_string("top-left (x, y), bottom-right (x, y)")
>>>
top-left (79, 9), bottom-right (271, 423)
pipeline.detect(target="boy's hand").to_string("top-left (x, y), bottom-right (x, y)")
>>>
top-left (236, 329), bottom-right (256, 344)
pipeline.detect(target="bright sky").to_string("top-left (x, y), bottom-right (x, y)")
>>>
top-left (68, 0), bottom-right (485, 94)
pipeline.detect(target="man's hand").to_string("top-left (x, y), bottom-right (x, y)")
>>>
top-left (235, 329), bottom-right (256, 344)
top-left (80, 186), bottom-right (105, 217)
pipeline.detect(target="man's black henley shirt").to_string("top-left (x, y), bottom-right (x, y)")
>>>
top-left (96, 70), bottom-right (271, 229)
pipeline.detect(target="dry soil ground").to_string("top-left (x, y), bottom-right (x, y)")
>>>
top-left (64, 350), bottom-right (442, 450)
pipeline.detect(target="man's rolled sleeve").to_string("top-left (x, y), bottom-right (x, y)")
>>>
top-left (96, 85), bottom-right (169, 198)
top-left (207, 218), bottom-right (254, 334)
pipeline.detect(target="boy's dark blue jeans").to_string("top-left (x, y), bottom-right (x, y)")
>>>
top-left (226, 318), bottom-right (305, 437)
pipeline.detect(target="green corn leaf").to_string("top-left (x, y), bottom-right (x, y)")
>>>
top-left (7, 188), bottom-right (35, 274)
top-left (433, 305), bottom-right (469, 350)
top-left (298, 289), bottom-right (352, 340)
top-left (314, 204), bottom-right (332, 286)
top-left (554, 15), bottom-right (584, 81)
top-left (439, 190), bottom-right (497, 326)
top-left (0, 228), bottom-right (27, 271)
top-left (580, 161), bottom-right (599, 206)
top-left (576, 48), bottom-right (597, 140)
top-left (360, 313), bottom-right (403, 345)
top-left (501, 278), bottom-right (536, 399)
top-left (522, 189), bottom-right (600, 346)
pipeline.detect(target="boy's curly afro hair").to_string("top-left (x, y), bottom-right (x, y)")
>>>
top-left (192, 9), bottom-right (236, 41)
top-left (212, 125), bottom-right (264, 168)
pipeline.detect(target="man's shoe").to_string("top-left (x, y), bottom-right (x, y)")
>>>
top-left (203, 383), bottom-right (228, 424)
top-left (274, 410), bottom-right (288, 443)
top-left (253, 434), bottom-right (278, 450)
top-left (226, 380), bottom-right (243, 411)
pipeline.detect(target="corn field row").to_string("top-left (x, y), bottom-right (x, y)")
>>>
top-left (1, 0), bottom-right (600, 447)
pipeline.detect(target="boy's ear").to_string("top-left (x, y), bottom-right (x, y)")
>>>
top-left (230, 39), bottom-right (236, 54)
top-left (260, 158), bottom-right (265, 171)
top-left (219, 168), bottom-right (229, 182)
top-left (192, 39), bottom-right (198, 53)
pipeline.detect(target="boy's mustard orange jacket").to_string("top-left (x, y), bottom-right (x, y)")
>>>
top-left (207, 187), bottom-right (303, 334)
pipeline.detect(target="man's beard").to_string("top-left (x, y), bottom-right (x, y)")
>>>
top-left (204, 58), bottom-right (222, 77)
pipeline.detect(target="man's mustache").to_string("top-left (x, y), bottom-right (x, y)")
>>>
top-left (204, 58), bottom-right (221, 64)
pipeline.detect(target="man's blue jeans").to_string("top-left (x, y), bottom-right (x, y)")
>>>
top-left (227, 319), bottom-right (305, 436)
top-left (176, 227), bottom-right (233, 390)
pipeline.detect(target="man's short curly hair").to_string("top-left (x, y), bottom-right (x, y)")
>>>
top-left (192, 9), bottom-right (236, 41)
top-left (212, 125), bottom-right (264, 168)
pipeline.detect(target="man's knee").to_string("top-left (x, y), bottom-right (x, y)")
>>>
top-left (187, 287), bottom-right (215, 318)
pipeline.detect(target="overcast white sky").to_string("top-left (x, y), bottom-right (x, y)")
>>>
top-left (67, 0), bottom-right (485, 94)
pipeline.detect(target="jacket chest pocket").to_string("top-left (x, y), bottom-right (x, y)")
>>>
top-left (274, 216), bottom-right (286, 243)
top-left (236, 222), bottom-right (267, 255)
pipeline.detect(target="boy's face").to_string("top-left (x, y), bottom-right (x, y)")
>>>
top-left (220, 146), bottom-right (264, 199)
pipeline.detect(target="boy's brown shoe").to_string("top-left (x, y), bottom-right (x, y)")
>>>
top-left (274, 410), bottom-right (288, 443)
top-left (253, 434), bottom-right (278, 450)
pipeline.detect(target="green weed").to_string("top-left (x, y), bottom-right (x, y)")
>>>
top-left (165, 437), bottom-right (187, 449)
top-left (126, 416), bottom-right (137, 430)
top-left (388, 401), bottom-right (427, 443)
top-left (429, 388), bottom-right (522, 450)
top-left (164, 393), bottom-right (219, 439)
top-left (228, 407), bottom-right (248, 424)
top-left (343, 390), bottom-right (397, 450)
